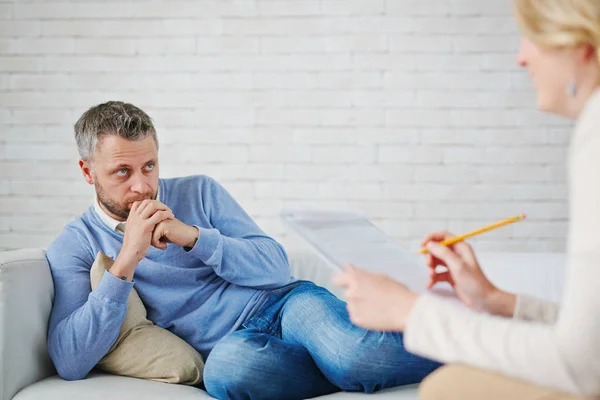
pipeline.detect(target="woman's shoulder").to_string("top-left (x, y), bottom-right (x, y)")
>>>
top-left (572, 89), bottom-right (600, 153)
top-left (574, 88), bottom-right (600, 147)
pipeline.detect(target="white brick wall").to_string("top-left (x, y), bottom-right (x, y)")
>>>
top-left (0, 0), bottom-right (571, 253)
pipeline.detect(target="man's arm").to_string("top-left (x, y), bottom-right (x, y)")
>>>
top-left (186, 177), bottom-right (291, 289)
top-left (47, 200), bottom-right (173, 379)
top-left (46, 229), bottom-right (132, 380)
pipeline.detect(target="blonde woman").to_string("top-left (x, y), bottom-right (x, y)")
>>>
top-left (335, 1), bottom-right (600, 399)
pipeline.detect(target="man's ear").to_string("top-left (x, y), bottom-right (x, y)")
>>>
top-left (79, 159), bottom-right (94, 185)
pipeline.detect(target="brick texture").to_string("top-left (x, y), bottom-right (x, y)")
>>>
top-left (0, 0), bottom-right (570, 253)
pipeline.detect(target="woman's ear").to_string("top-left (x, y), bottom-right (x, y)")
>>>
top-left (578, 43), bottom-right (597, 63)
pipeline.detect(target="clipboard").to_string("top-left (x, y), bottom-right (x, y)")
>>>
top-left (280, 209), bottom-right (429, 292)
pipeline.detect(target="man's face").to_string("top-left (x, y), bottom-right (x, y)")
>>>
top-left (80, 135), bottom-right (159, 221)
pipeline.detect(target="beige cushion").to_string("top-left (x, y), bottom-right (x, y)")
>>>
top-left (90, 252), bottom-right (204, 385)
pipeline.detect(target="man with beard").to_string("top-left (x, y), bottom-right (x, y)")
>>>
top-left (46, 101), bottom-right (440, 399)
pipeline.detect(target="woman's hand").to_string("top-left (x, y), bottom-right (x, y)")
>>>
top-left (423, 231), bottom-right (516, 316)
top-left (333, 265), bottom-right (417, 331)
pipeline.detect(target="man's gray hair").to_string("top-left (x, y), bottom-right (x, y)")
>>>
top-left (74, 101), bottom-right (158, 160)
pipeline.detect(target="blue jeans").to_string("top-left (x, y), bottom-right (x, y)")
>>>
top-left (203, 281), bottom-right (441, 399)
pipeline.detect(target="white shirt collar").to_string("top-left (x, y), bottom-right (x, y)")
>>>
top-left (93, 197), bottom-right (124, 232)
top-left (93, 187), bottom-right (160, 232)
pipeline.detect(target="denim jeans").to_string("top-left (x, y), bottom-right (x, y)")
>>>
top-left (203, 281), bottom-right (441, 399)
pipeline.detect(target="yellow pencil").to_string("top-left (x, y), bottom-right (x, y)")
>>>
top-left (418, 213), bottom-right (527, 254)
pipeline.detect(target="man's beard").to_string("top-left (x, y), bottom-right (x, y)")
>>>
top-left (95, 181), bottom-right (157, 220)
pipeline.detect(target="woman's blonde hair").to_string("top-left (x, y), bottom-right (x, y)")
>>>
top-left (513, 0), bottom-right (600, 64)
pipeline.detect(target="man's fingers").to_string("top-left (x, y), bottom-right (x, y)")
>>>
top-left (148, 210), bottom-right (173, 226)
top-left (140, 200), bottom-right (170, 220)
top-left (130, 201), bottom-right (141, 214)
top-left (153, 240), bottom-right (167, 250)
top-left (135, 199), bottom-right (153, 216)
top-left (151, 225), bottom-right (165, 249)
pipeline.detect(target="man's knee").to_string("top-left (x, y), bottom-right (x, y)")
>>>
top-left (324, 354), bottom-right (371, 392)
top-left (320, 332), bottom-right (441, 393)
top-left (203, 332), bottom-right (269, 399)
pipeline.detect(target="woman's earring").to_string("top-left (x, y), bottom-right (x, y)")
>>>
top-left (567, 79), bottom-right (578, 98)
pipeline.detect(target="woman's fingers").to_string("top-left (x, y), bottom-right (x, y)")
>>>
top-left (333, 265), bottom-right (358, 288)
top-left (453, 241), bottom-right (479, 267)
top-left (421, 230), bottom-right (455, 246)
top-left (426, 241), bottom-right (466, 277)
top-left (426, 271), bottom-right (454, 289)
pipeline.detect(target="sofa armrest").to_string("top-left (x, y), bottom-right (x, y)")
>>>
top-left (0, 249), bottom-right (56, 400)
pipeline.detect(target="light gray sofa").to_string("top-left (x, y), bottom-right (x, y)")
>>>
top-left (0, 248), bottom-right (566, 400)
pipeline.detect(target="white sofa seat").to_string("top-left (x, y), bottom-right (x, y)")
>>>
top-left (14, 372), bottom-right (419, 400)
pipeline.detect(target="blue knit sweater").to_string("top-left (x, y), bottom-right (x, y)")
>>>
top-left (46, 175), bottom-right (292, 380)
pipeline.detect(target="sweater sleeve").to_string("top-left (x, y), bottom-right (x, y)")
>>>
top-left (185, 176), bottom-right (292, 289)
top-left (404, 98), bottom-right (600, 396)
top-left (46, 229), bottom-right (133, 381)
top-left (513, 294), bottom-right (559, 324)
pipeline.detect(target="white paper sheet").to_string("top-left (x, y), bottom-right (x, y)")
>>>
top-left (281, 209), bottom-right (430, 292)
